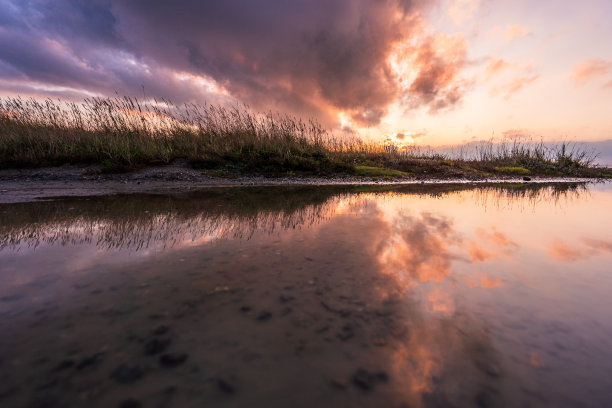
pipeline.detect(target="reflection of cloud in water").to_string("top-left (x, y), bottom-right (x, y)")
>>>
top-left (378, 211), bottom-right (461, 286)
top-left (468, 226), bottom-right (520, 262)
top-left (549, 237), bottom-right (612, 262)
top-left (2, 183), bottom-right (600, 406)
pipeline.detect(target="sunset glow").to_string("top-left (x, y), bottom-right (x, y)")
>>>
top-left (0, 0), bottom-right (611, 146)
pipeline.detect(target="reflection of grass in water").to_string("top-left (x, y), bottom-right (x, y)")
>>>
top-left (0, 183), bottom-right (589, 251)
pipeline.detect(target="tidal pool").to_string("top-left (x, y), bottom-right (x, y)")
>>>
top-left (1, 183), bottom-right (611, 407)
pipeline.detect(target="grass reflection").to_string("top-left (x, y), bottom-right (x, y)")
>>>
top-left (0, 183), bottom-right (589, 251)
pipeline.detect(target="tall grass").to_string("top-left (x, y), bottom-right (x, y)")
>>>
top-left (0, 95), bottom-right (606, 177)
top-left (0, 96), bottom-right (355, 173)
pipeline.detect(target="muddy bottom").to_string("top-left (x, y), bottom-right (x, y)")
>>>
top-left (1, 183), bottom-right (611, 407)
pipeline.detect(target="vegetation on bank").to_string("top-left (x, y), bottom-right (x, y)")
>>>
top-left (0, 96), bottom-right (610, 179)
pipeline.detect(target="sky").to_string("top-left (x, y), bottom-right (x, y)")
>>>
top-left (0, 0), bottom-right (611, 147)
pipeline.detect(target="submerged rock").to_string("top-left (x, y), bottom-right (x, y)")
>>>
top-left (152, 325), bottom-right (170, 335)
top-left (76, 352), bottom-right (106, 371)
top-left (159, 353), bottom-right (188, 368)
top-left (110, 363), bottom-right (144, 383)
top-left (144, 337), bottom-right (171, 355)
top-left (119, 398), bottom-right (142, 408)
top-left (257, 311), bottom-right (272, 321)
top-left (216, 378), bottom-right (235, 394)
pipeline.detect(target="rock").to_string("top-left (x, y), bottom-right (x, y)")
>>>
top-left (351, 368), bottom-right (388, 391)
top-left (119, 398), bottom-right (142, 408)
top-left (152, 325), bottom-right (169, 335)
top-left (163, 385), bottom-right (177, 395)
top-left (53, 359), bottom-right (75, 372)
top-left (330, 379), bottom-right (348, 390)
top-left (76, 352), bottom-right (105, 370)
top-left (110, 363), bottom-right (144, 383)
top-left (257, 311), bottom-right (272, 321)
top-left (216, 378), bottom-right (235, 394)
top-left (144, 337), bottom-right (171, 355)
top-left (159, 353), bottom-right (188, 368)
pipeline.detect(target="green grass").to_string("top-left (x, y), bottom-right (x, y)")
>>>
top-left (354, 165), bottom-right (409, 178)
top-left (495, 166), bottom-right (530, 175)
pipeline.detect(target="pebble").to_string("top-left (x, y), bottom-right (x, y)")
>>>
top-left (159, 353), bottom-right (188, 368)
top-left (152, 325), bottom-right (170, 335)
top-left (257, 311), bottom-right (272, 321)
top-left (216, 378), bottom-right (235, 394)
top-left (144, 337), bottom-right (171, 355)
top-left (76, 352), bottom-right (106, 370)
top-left (119, 398), bottom-right (142, 408)
top-left (53, 359), bottom-right (75, 372)
top-left (110, 363), bottom-right (144, 383)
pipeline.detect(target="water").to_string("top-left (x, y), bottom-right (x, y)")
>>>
top-left (1, 183), bottom-right (611, 407)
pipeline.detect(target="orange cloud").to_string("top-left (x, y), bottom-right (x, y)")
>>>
top-left (476, 227), bottom-right (519, 249)
top-left (549, 238), bottom-right (612, 262)
top-left (484, 58), bottom-right (538, 98)
top-left (548, 241), bottom-right (589, 262)
top-left (582, 238), bottom-right (612, 252)
top-left (480, 276), bottom-right (503, 289)
top-left (394, 31), bottom-right (470, 113)
top-left (505, 25), bottom-right (531, 40)
top-left (447, 0), bottom-right (482, 25)
top-left (571, 59), bottom-right (612, 85)
top-left (485, 58), bottom-right (510, 79)
top-left (467, 227), bottom-right (520, 262)
top-left (468, 242), bottom-right (492, 262)
top-left (377, 212), bottom-right (461, 286)
top-left (464, 273), bottom-right (503, 288)
top-left (491, 74), bottom-right (539, 99)
top-left (488, 24), bottom-right (531, 42)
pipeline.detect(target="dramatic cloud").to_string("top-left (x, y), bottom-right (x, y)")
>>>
top-left (572, 59), bottom-right (612, 86)
top-left (395, 32), bottom-right (469, 113)
top-left (0, 0), bottom-right (473, 128)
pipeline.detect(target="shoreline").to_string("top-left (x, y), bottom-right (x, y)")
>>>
top-left (0, 163), bottom-right (607, 204)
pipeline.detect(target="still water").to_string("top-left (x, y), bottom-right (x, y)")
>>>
top-left (1, 183), bottom-right (611, 407)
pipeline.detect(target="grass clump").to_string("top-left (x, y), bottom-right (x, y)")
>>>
top-left (495, 166), bottom-right (530, 175)
top-left (354, 166), bottom-right (409, 178)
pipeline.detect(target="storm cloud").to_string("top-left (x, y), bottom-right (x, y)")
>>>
top-left (0, 0), bottom-right (468, 127)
